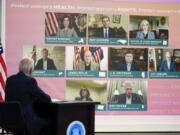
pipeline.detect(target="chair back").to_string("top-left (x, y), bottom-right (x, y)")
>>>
top-left (0, 102), bottom-right (26, 133)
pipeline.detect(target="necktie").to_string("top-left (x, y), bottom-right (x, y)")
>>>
top-left (104, 29), bottom-right (108, 39)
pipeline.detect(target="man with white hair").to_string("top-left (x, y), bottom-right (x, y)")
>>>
top-left (77, 50), bottom-right (99, 70)
top-left (159, 51), bottom-right (176, 72)
top-left (5, 58), bottom-right (51, 135)
top-left (117, 81), bottom-right (143, 104)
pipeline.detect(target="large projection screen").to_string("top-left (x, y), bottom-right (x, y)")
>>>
top-left (4, 0), bottom-right (180, 132)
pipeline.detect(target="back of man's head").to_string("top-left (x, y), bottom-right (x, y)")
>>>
top-left (19, 58), bottom-right (34, 76)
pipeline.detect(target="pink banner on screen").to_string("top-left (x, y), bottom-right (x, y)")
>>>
top-left (5, 0), bottom-right (180, 116)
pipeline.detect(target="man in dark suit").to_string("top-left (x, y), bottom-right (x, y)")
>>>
top-left (117, 82), bottom-right (143, 104)
top-left (159, 51), bottom-right (176, 72)
top-left (117, 52), bottom-right (140, 71)
top-left (35, 48), bottom-right (56, 70)
top-left (5, 58), bottom-right (51, 135)
top-left (95, 16), bottom-right (115, 39)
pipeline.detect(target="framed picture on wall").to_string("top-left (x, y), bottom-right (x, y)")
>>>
top-left (174, 49), bottom-right (180, 57)
top-left (113, 15), bottom-right (121, 23)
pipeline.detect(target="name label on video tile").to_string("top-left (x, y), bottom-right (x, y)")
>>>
top-left (149, 72), bottom-right (180, 79)
top-left (88, 38), bottom-right (128, 45)
top-left (108, 71), bottom-right (148, 78)
top-left (33, 70), bottom-right (65, 77)
top-left (130, 39), bottom-right (168, 46)
top-left (66, 70), bottom-right (107, 78)
top-left (108, 104), bottom-right (147, 111)
top-left (45, 36), bottom-right (86, 45)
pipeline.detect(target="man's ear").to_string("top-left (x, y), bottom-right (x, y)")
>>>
top-left (29, 68), bottom-right (33, 76)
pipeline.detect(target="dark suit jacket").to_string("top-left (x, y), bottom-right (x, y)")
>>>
top-left (95, 27), bottom-right (115, 38)
top-left (159, 61), bottom-right (176, 72)
top-left (35, 58), bottom-right (56, 70)
top-left (117, 93), bottom-right (143, 104)
top-left (5, 72), bottom-right (51, 135)
top-left (117, 61), bottom-right (140, 71)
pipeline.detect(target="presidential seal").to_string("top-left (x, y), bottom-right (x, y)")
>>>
top-left (66, 121), bottom-right (86, 135)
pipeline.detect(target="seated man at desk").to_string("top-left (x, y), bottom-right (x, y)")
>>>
top-left (159, 51), bottom-right (176, 72)
top-left (5, 58), bottom-right (52, 135)
top-left (76, 50), bottom-right (99, 70)
top-left (95, 16), bottom-right (115, 39)
top-left (117, 82), bottom-right (143, 104)
top-left (35, 48), bottom-right (56, 70)
top-left (117, 52), bottom-right (140, 71)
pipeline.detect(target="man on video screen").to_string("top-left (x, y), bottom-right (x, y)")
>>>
top-left (117, 82), bottom-right (143, 104)
top-left (95, 16), bottom-right (115, 39)
top-left (35, 48), bottom-right (56, 70)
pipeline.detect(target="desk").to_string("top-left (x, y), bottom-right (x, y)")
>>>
top-left (35, 101), bottom-right (99, 135)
